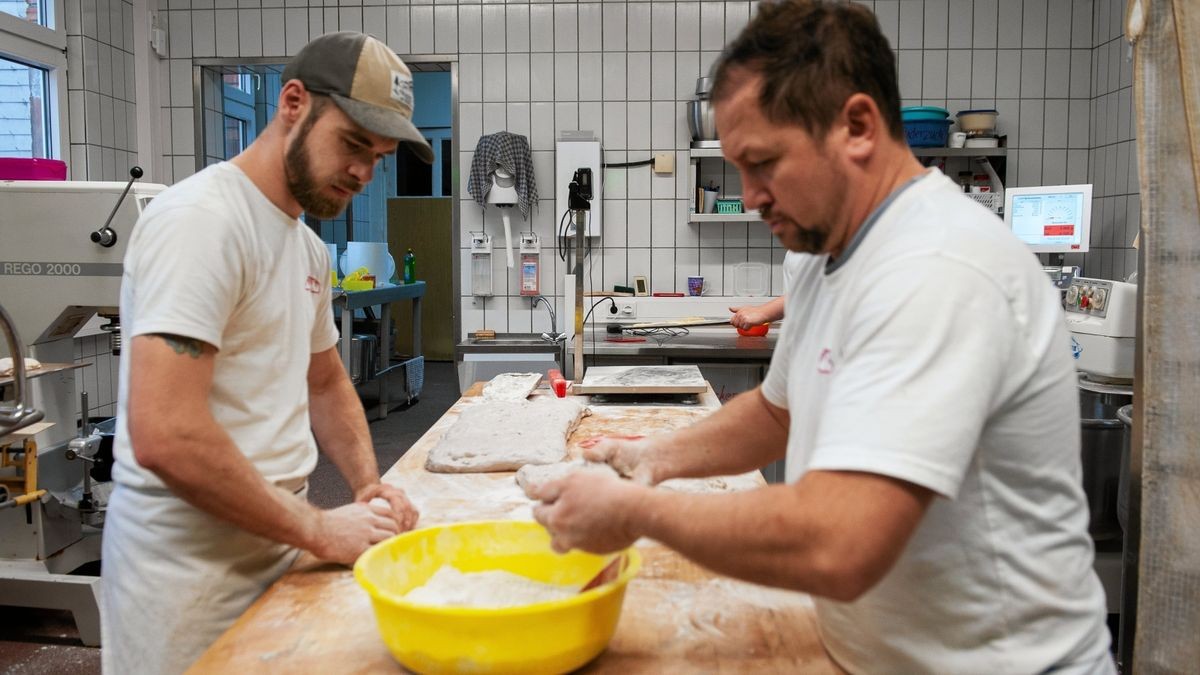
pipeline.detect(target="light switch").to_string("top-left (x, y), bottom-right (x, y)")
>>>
top-left (653, 153), bottom-right (674, 175)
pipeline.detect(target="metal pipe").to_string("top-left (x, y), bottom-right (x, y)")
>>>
top-left (0, 302), bottom-right (44, 435)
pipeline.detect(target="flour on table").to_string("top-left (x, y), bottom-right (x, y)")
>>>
top-left (482, 373), bottom-right (543, 401)
top-left (404, 566), bottom-right (577, 608)
top-left (425, 399), bottom-right (588, 473)
top-left (516, 460), bottom-right (762, 498)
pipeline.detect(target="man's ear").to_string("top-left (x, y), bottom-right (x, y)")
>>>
top-left (840, 92), bottom-right (883, 164)
top-left (276, 80), bottom-right (309, 129)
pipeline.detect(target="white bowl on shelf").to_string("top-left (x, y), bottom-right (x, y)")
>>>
top-left (964, 136), bottom-right (1000, 149)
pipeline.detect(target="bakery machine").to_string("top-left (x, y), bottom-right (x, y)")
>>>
top-left (0, 170), bottom-right (165, 645)
top-left (1063, 276), bottom-right (1137, 632)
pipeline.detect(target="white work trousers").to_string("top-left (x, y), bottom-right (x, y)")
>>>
top-left (100, 484), bottom-right (302, 674)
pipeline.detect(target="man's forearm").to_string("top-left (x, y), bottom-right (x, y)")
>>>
top-left (309, 366), bottom-right (379, 496)
top-left (652, 387), bottom-right (788, 481)
top-left (141, 418), bottom-right (322, 551)
top-left (630, 486), bottom-right (831, 591)
top-left (625, 470), bottom-right (930, 601)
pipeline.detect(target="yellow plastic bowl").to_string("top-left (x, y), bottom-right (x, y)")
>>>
top-left (354, 520), bottom-right (641, 675)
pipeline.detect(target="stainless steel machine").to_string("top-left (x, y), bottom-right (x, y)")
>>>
top-left (1063, 276), bottom-right (1137, 625)
top-left (0, 171), bottom-right (166, 645)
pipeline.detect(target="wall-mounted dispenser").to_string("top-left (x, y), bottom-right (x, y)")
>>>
top-left (519, 233), bottom-right (541, 297)
top-left (470, 232), bottom-right (493, 297)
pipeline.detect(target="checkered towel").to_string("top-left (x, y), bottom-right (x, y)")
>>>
top-left (467, 131), bottom-right (538, 220)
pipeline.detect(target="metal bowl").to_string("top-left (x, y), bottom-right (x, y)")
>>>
top-left (687, 99), bottom-right (718, 141)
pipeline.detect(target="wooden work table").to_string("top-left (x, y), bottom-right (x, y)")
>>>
top-left (189, 384), bottom-right (838, 673)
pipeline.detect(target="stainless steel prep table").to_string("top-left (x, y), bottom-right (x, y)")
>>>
top-left (332, 281), bottom-right (425, 419)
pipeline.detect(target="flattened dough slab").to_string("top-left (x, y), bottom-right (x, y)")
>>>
top-left (573, 365), bottom-right (708, 395)
top-left (426, 399), bottom-right (588, 473)
top-left (482, 372), bottom-right (543, 401)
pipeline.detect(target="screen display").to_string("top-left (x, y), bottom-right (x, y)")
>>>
top-left (1009, 191), bottom-right (1087, 250)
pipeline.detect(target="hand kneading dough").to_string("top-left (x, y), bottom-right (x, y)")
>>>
top-left (404, 566), bottom-right (577, 608)
top-left (516, 459), bottom-right (762, 498)
top-left (515, 460), bottom-right (620, 496)
top-left (425, 399), bottom-right (588, 473)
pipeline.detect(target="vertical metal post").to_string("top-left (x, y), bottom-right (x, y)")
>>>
top-left (572, 210), bottom-right (586, 383)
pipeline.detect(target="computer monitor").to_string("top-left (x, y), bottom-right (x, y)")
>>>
top-left (1004, 184), bottom-right (1093, 254)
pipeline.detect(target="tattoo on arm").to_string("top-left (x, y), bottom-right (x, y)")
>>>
top-left (152, 334), bottom-right (206, 359)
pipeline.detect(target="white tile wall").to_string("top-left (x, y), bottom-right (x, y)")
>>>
top-left (62, 0), bottom-right (138, 416)
top-left (129, 0), bottom-right (1143, 334)
top-left (1079, 0), bottom-right (1137, 281)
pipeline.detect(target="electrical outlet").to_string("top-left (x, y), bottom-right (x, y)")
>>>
top-left (618, 302), bottom-right (637, 318)
top-left (653, 153), bottom-right (674, 175)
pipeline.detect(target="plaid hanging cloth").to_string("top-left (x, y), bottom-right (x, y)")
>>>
top-left (467, 131), bottom-right (538, 220)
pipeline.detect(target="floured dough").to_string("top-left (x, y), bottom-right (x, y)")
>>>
top-left (482, 372), bottom-right (543, 401)
top-left (515, 460), bottom-right (620, 497)
top-left (425, 399), bottom-right (588, 473)
top-left (404, 566), bottom-right (576, 608)
top-left (516, 459), bottom-right (762, 498)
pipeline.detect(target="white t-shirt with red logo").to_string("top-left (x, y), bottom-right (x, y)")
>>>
top-left (113, 162), bottom-right (340, 490)
top-left (761, 169), bottom-right (1111, 672)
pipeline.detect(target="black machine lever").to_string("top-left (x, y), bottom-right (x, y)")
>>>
top-left (91, 165), bottom-right (143, 248)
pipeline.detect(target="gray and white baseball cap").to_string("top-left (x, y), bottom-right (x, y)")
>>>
top-left (282, 31), bottom-right (434, 164)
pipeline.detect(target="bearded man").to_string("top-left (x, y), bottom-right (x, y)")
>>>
top-left (100, 33), bottom-right (428, 674)
top-left (531, 3), bottom-right (1113, 672)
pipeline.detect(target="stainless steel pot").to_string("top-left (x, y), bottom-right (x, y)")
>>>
top-left (1079, 387), bottom-right (1132, 542)
top-left (687, 99), bottom-right (718, 141)
top-left (350, 333), bottom-right (378, 385)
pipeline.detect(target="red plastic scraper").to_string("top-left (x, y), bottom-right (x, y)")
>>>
top-left (547, 369), bottom-right (569, 397)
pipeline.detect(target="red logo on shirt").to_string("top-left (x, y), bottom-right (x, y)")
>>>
top-left (817, 348), bottom-right (835, 374)
top-left (304, 275), bottom-right (321, 294)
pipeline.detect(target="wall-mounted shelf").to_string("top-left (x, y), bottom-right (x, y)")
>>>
top-left (688, 211), bottom-right (762, 223)
top-left (911, 147), bottom-right (1007, 158)
top-left (688, 142), bottom-right (760, 223)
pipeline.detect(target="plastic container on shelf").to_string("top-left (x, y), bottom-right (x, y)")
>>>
top-left (903, 119), bottom-right (952, 147)
top-left (0, 158), bottom-right (67, 181)
top-left (900, 106), bottom-right (950, 121)
top-left (732, 262), bottom-right (769, 297)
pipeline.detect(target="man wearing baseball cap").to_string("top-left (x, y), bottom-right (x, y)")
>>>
top-left (101, 33), bottom-right (431, 674)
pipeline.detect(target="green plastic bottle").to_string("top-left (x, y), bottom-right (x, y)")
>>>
top-left (402, 248), bottom-right (416, 284)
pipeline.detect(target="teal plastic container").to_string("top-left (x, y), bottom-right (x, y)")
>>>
top-left (900, 106), bottom-right (950, 121)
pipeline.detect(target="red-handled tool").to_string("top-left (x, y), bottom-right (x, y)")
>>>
top-left (547, 369), bottom-right (569, 398)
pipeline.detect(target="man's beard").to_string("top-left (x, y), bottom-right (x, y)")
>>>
top-left (762, 207), bottom-right (829, 254)
top-left (284, 111), bottom-right (361, 219)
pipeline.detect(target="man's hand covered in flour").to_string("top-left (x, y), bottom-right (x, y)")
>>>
top-left (307, 498), bottom-right (401, 565)
top-left (530, 470), bottom-right (646, 554)
top-left (356, 482), bottom-right (420, 532)
top-left (580, 435), bottom-right (663, 486)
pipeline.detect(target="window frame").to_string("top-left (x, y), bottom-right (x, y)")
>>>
top-left (0, 1), bottom-right (68, 161)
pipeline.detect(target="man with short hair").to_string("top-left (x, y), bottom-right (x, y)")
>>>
top-left (531, 2), bottom-right (1113, 671)
top-left (101, 32), bottom-right (430, 673)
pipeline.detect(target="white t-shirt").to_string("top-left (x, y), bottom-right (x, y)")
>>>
top-left (762, 169), bottom-right (1110, 673)
top-left (780, 250), bottom-right (823, 320)
top-left (113, 162), bottom-right (340, 490)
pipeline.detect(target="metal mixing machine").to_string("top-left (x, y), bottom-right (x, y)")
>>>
top-left (0, 171), bottom-right (165, 645)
